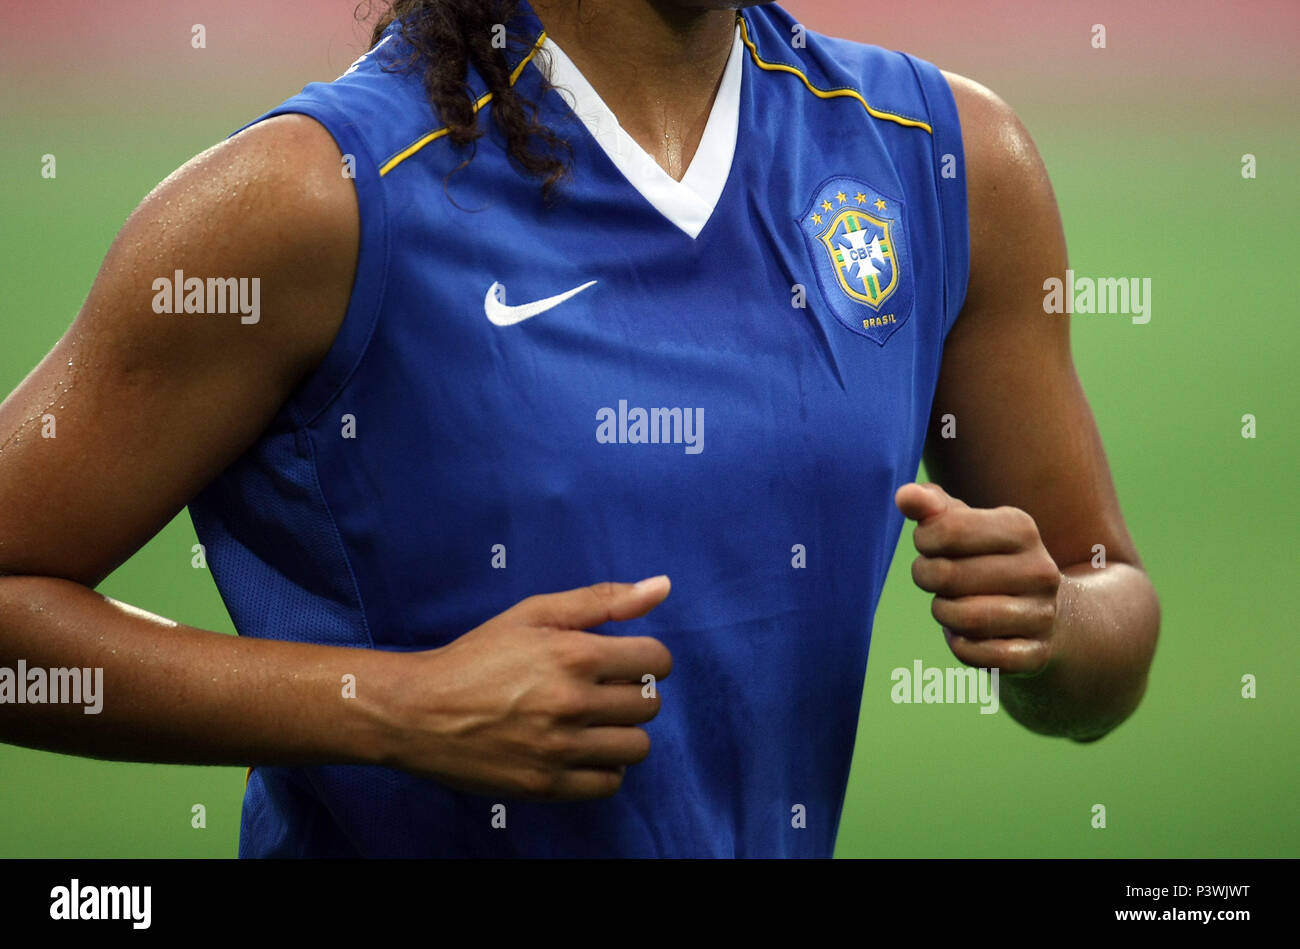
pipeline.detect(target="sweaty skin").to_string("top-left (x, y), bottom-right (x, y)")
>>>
top-left (905, 73), bottom-right (1159, 740)
top-left (0, 1), bottom-right (1156, 807)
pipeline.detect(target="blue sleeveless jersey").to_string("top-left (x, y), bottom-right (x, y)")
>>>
top-left (190, 1), bottom-right (968, 858)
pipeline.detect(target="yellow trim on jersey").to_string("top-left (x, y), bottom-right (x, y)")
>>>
top-left (737, 16), bottom-right (933, 135)
top-left (379, 32), bottom-right (549, 177)
top-left (245, 766), bottom-right (252, 788)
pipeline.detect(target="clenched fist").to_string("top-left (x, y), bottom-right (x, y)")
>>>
top-left (896, 482), bottom-right (1061, 676)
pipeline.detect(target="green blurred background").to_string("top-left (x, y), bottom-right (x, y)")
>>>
top-left (0, 1), bottom-right (1296, 857)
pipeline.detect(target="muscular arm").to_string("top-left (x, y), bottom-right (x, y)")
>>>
top-left (907, 74), bottom-right (1160, 741)
top-left (0, 115), bottom-right (406, 764)
top-left (0, 115), bottom-right (670, 798)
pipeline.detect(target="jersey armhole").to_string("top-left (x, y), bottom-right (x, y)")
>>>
top-left (227, 97), bottom-right (391, 427)
top-left (903, 55), bottom-right (971, 341)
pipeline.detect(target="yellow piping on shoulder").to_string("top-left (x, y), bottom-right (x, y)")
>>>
top-left (379, 32), bottom-right (549, 177)
top-left (737, 16), bottom-right (932, 135)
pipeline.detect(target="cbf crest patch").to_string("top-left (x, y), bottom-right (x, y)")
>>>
top-left (798, 177), bottom-right (913, 345)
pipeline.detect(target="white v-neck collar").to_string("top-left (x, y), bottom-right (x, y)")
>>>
top-left (539, 24), bottom-right (744, 240)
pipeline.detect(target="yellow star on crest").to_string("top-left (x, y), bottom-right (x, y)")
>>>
top-left (855, 192), bottom-right (868, 205)
top-left (835, 191), bottom-right (848, 204)
top-left (811, 213), bottom-right (823, 225)
top-left (821, 200), bottom-right (833, 212)
top-left (874, 198), bottom-right (887, 211)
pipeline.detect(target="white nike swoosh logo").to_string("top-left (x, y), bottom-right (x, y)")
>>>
top-left (484, 280), bottom-right (597, 326)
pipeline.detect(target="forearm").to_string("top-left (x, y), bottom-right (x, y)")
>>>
top-left (1000, 562), bottom-right (1160, 741)
top-left (0, 575), bottom-right (399, 767)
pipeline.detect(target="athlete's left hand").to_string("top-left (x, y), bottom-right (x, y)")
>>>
top-left (895, 482), bottom-right (1061, 676)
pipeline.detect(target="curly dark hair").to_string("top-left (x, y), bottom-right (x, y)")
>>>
top-left (361, 0), bottom-right (572, 195)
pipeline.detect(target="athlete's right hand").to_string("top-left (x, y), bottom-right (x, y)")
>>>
top-left (387, 577), bottom-right (673, 800)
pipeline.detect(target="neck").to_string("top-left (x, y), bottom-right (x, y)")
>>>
top-left (529, 0), bottom-right (738, 180)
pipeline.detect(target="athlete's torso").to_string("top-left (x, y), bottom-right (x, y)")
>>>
top-left (190, 1), bottom-right (969, 857)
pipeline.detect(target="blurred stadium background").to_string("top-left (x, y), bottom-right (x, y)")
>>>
top-left (0, 0), bottom-right (1296, 857)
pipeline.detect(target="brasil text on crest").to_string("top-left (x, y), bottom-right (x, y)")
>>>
top-left (798, 177), bottom-right (913, 345)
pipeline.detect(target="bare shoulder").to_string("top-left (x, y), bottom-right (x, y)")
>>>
top-left (941, 71), bottom-right (1047, 183)
top-left (938, 70), bottom-right (1066, 316)
top-left (102, 112), bottom-right (361, 380)
top-left (0, 113), bottom-right (360, 585)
